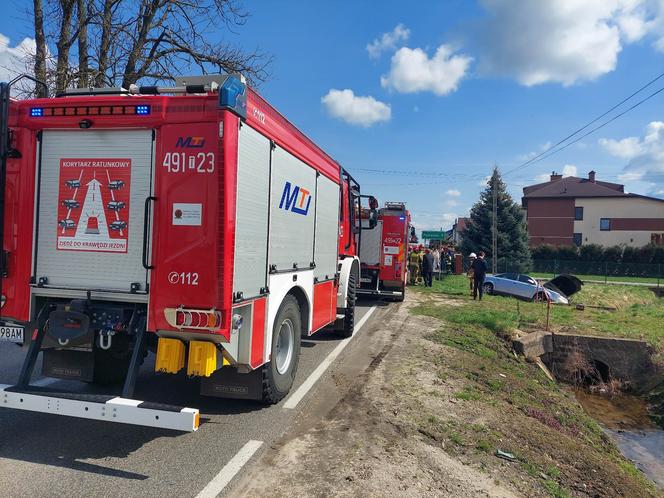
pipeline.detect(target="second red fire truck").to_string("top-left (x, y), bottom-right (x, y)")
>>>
top-left (358, 201), bottom-right (411, 301)
top-left (0, 73), bottom-right (377, 431)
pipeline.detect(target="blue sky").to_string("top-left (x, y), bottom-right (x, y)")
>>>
top-left (2, 1), bottom-right (664, 234)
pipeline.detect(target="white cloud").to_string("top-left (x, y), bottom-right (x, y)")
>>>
top-left (534, 173), bottom-right (550, 183)
top-left (562, 164), bottom-right (578, 177)
top-left (445, 199), bottom-right (459, 207)
top-left (381, 45), bottom-right (472, 96)
top-left (599, 136), bottom-right (643, 159)
top-left (602, 121), bottom-right (664, 194)
top-left (446, 189), bottom-right (461, 197)
top-left (477, 0), bottom-right (654, 86)
top-left (518, 141), bottom-right (552, 161)
top-left (0, 34), bottom-right (35, 82)
top-left (366, 24), bottom-right (410, 59)
top-left (321, 89), bottom-right (391, 127)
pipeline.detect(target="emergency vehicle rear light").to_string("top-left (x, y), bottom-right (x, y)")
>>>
top-left (164, 308), bottom-right (222, 331)
top-left (29, 105), bottom-right (151, 118)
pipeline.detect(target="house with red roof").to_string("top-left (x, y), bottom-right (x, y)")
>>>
top-left (522, 171), bottom-right (664, 247)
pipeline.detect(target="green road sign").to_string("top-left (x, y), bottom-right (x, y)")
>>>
top-left (422, 230), bottom-right (446, 240)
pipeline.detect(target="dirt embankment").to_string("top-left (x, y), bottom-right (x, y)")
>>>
top-left (232, 292), bottom-right (661, 498)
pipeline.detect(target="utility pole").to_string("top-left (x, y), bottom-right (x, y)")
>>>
top-left (492, 168), bottom-right (497, 274)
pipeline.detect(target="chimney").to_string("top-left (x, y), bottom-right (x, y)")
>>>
top-left (588, 170), bottom-right (596, 183)
top-left (550, 171), bottom-right (562, 181)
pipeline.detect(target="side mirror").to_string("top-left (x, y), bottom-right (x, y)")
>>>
top-left (368, 209), bottom-right (378, 229)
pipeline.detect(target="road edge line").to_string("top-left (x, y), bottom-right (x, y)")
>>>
top-left (282, 305), bottom-right (377, 410)
top-left (195, 439), bottom-right (264, 498)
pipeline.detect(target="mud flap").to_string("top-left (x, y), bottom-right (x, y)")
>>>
top-left (200, 367), bottom-right (263, 400)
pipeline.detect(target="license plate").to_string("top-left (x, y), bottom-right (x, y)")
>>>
top-left (0, 326), bottom-right (24, 343)
top-left (360, 278), bottom-right (372, 283)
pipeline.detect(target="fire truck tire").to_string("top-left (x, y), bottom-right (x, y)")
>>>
top-left (339, 272), bottom-right (357, 338)
top-left (394, 285), bottom-right (406, 302)
top-left (92, 333), bottom-right (132, 385)
top-left (262, 295), bottom-right (302, 404)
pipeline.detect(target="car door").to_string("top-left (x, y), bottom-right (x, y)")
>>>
top-left (494, 273), bottom-right (518, 295)
top-left (516, 274), bottom-right (538, 299)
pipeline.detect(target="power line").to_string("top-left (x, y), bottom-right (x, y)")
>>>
top-left (504, 69), bottom-right (664, 176)
top-left (523, 84), bottom-right (664, 166)
top-left (352, 167), bottom-right (490, 179)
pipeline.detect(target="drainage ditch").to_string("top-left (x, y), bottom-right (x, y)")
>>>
top-left (515, 330), bottom-right (664, 489)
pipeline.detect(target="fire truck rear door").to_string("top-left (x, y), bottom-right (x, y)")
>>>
top-left (34, 129), bottom-right (153, 293)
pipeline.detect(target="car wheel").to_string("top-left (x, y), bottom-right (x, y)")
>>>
top-left (483, 282), bottom-right (494, 295)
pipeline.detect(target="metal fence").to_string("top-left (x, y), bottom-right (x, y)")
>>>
top-left (532, 259), bottom-right (662, 285)
top-left (465, 258), bottom-right (663, 286)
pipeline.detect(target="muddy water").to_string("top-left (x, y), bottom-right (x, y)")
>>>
top-left (575, 389), bottom-right (664, 489)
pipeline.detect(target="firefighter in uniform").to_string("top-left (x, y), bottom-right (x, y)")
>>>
top-left (408, 246), bottom-right (422, 285)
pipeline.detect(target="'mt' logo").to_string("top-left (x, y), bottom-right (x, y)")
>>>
top-left (279, 181), bottom-right (311, 215)
top-left (175, 136), bottom-right (205, 148)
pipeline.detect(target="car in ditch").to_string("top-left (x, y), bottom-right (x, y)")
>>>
top-left (482, 273), bottom-right (582, 305)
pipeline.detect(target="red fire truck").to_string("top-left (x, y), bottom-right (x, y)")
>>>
top-left (358, 201), bottom-right (410, 301)
top-left (0, 73), bottom-right (375, 431)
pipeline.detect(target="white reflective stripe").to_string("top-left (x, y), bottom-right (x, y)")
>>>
top-left (283, 305), bottom-right (377, 410)
top-left (106, 397), bottom-right (142, 407)
top-left (0, 385), bottom-right (199, 432)
top-left (196, 440), bottom-right (264, 498)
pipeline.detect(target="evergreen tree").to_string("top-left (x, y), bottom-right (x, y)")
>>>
top-left (461, 168), bottom-right (531, 272)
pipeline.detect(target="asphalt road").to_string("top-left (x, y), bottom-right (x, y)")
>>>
top-left (0, 300), bottom-right (382, 497)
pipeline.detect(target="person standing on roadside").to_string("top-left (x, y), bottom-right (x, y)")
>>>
top-left (422, 248), bottom-right (434, 287)
top-left (471, 251), bottom-right (488, 300)
top-left (408, 246), bottom-right (421, 285)
top-left (432, 246), bottom-right (441, 279)
top-left (467, 253), bottom-right (476, 294)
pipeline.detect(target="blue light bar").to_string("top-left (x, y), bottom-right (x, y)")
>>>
top-left (135, 105), bottom-right (150, 115)
top-left (399, 216), bottom-right (406, 220)
top-left (30, 107), bottom-right (44, 117)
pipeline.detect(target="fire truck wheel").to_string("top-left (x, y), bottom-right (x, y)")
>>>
top-left (394, 285), bottom-right (406, 302)
top-left (92, 333), bottom-right (132, 385)
top-left (339, 272), bottom-right (357, 338)
top-left (262, 295), bottom-right (302, 404)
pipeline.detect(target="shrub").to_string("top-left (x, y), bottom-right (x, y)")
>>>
top-left (579, 244), bottom-right (604, 261)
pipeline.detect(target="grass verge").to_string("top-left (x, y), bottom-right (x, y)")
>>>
top-left (408, 276), bottom-right (662, 497)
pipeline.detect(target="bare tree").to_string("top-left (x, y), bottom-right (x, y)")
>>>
top-left (33, 0), bottom-right (48, 97)
top-left (22, 0), bottom-right (271, 96)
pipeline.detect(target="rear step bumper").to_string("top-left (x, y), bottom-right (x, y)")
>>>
top-left (357, 289), bottom-right (403, 297)
top-left (0, 384), bottom-right (199, 432)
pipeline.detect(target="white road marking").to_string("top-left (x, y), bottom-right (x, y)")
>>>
top-left (283, 305), bottom-right (377, 410)
top-left (32, 377), bottom-right (59, 387)
top-left (195, 439), bottom-right (264, 498)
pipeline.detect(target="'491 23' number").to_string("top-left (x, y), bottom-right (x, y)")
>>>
top-left (162, 152), bottom-right (215, 173)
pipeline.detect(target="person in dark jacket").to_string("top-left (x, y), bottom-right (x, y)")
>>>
top-left (471, 251), bottom-right (488, 300)
top-left (421, 248), bottom-right (434, 287)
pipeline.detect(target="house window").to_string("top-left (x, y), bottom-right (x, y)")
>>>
top-left (573, 233), bottom-right (582, 246)
top-left (575, 207), bottom-right (583, 220)
top-left (600, 218), bottom-right (611, 231)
